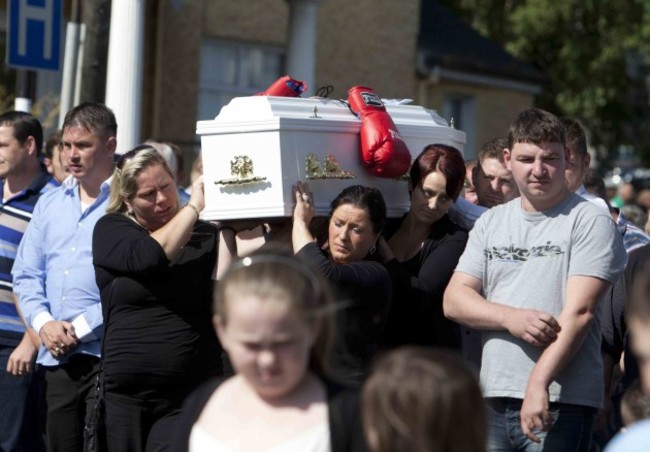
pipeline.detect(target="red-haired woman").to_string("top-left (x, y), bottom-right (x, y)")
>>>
top-left (378, 144), bottom-right (468, 348)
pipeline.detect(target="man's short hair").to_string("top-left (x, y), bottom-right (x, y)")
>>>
top-left (0, 111), bottom-right (43, 152)
top-left (583, 168), bottom-right (608, 201)
top-left (62, 103), bottom-right (117, 138)
top-left (561, 117), bottom-right (588, 158)
top-left (44, 130), bottom-right (63, 159)
top-left (508, 108), bottom-right (566, 151)
top-left (478, 137), bottom-right (508, 165)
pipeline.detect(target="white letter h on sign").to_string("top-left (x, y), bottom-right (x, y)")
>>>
top-left (18, 0), bottom-right (53, 58)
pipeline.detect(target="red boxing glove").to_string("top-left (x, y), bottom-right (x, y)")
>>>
top-left (347, 86), bottom-right (411, 178)
top-left (257, 75), bottom-right (307, 97)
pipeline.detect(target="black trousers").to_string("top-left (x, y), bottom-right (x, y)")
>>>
top-left (104, 389), bottom-right (182, 452)
top-left (44, 354), bottom-right (100, 452)
top-left (102, 370), bottom-right (215, 452)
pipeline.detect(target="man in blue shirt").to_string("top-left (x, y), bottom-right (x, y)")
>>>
top-left (0, 111), bottom-right (58, 452)
top-left (13, 103), bottom-right (117, 451)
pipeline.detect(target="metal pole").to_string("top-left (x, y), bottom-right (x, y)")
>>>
top-left (14, 70), bottom-right (35, 112)
top-left (73, 24), bottom-right (86, 106)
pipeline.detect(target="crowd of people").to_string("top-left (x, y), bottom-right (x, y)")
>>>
top-left (1, 102), bottom-right (650, 452)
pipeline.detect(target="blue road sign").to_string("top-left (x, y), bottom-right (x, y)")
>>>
top-left (7, 0), bottom-right (62, 71)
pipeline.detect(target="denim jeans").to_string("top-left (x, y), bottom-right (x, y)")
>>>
top-left (0, 344), bottom-right (46, 452)
top-left (486, 397), bottom-right (596, 452)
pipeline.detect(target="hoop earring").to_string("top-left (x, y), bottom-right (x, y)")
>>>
top-left (369, 244), bottom-right (377, 255)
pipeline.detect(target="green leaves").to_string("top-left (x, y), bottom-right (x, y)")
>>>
top-left (437, 0), bottom-right (650, 164)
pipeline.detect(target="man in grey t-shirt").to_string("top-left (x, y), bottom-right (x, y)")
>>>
top-left (444, 108), bottom-right (627, 451)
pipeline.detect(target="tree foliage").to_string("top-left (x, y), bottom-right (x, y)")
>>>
top-left (437, 0), bottom-right (650, 165)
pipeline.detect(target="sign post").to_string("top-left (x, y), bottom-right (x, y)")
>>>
top-left (7, 0), bottom-right (62, 71)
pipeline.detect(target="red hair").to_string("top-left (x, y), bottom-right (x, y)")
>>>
top-left (409, 144), bottom-right (465, 199)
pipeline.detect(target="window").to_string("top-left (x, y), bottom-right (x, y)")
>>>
top-left (443, 95), bottom-right (476, 159)
top-left (197, 39), bottom-right (285, 121)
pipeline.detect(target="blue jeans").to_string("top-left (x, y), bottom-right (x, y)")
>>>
top-left (0, 344), bottom-right (46, 452)
top-left (486, 397), bottom-right (596, 452)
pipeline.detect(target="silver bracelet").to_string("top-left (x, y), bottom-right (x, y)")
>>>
top-left (184, 202), bottom-right (200, 220)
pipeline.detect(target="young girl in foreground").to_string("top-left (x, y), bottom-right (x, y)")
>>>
top-left (173, 249), bottom-right (368, 452)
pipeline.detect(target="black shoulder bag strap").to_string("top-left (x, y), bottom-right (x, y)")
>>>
top-left (84, 279), bottom-right (116, 452)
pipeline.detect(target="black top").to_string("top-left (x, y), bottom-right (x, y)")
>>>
top-left (93, 213), bottom-right (222, 398)
top-left (296, 242), bottom-right (392, 387)
top-left (171, 376), bottom-right (368, 452)
top-left (381, 214), bottom-right (468, 348)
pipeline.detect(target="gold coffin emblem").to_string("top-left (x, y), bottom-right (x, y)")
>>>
top-left (214, 155), bottom-right (267, 186)
top-left (305, 153), bottom-right (355, 180)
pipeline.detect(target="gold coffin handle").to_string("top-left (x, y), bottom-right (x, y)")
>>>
top-left (214, 155), bottom-right (268, 186)
top-left (305, 153), bottom-right (355, 180)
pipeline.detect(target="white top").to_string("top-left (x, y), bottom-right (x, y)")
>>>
top-left (605, 420), bottom-right (650, 452)
top-left (189, 422), bottom-right (331, 452)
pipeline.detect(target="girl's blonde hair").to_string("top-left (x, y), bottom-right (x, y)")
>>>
top-left (214, 247), bottom-right (334, 375)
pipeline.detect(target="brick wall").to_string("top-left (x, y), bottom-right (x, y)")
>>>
top-left (317, 0), bottom-right (420, 99)
top-left (150, 0), bottom-right (534, 173)
top-left (422, 80), bottom-right (535, 157)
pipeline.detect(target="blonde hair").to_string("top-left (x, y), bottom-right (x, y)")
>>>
top-left (106, 146), bottom-right (179, 214)
top-left (362, 347), bottom-right (487, 452)
top-left (214, 247), bottom-right (334, 375)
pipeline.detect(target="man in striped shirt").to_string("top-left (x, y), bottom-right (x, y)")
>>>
top-left (0, 111), bottom-right (58, 452)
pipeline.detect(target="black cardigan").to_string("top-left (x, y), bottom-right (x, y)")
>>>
top-left (296, 242), bottom-right (392, 387)
top-left (381, 214), bottom-right (468, 348)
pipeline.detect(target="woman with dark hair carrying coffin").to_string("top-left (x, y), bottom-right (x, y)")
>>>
top-left (378, 144), bottom-right (468, 348)
top-left (292, 183), bottom-right (392, 387)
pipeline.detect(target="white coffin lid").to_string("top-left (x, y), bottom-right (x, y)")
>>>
top-left (196, 95), bottom-right (457, 137)
top-left (196, 96), bottom-right (466, 220)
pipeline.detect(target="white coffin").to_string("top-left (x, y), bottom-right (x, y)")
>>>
top-left (197, 96), bottom-right (465, 220)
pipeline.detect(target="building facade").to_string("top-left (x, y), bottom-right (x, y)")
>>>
top-left (0, 0), bottom-right (543, 177)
